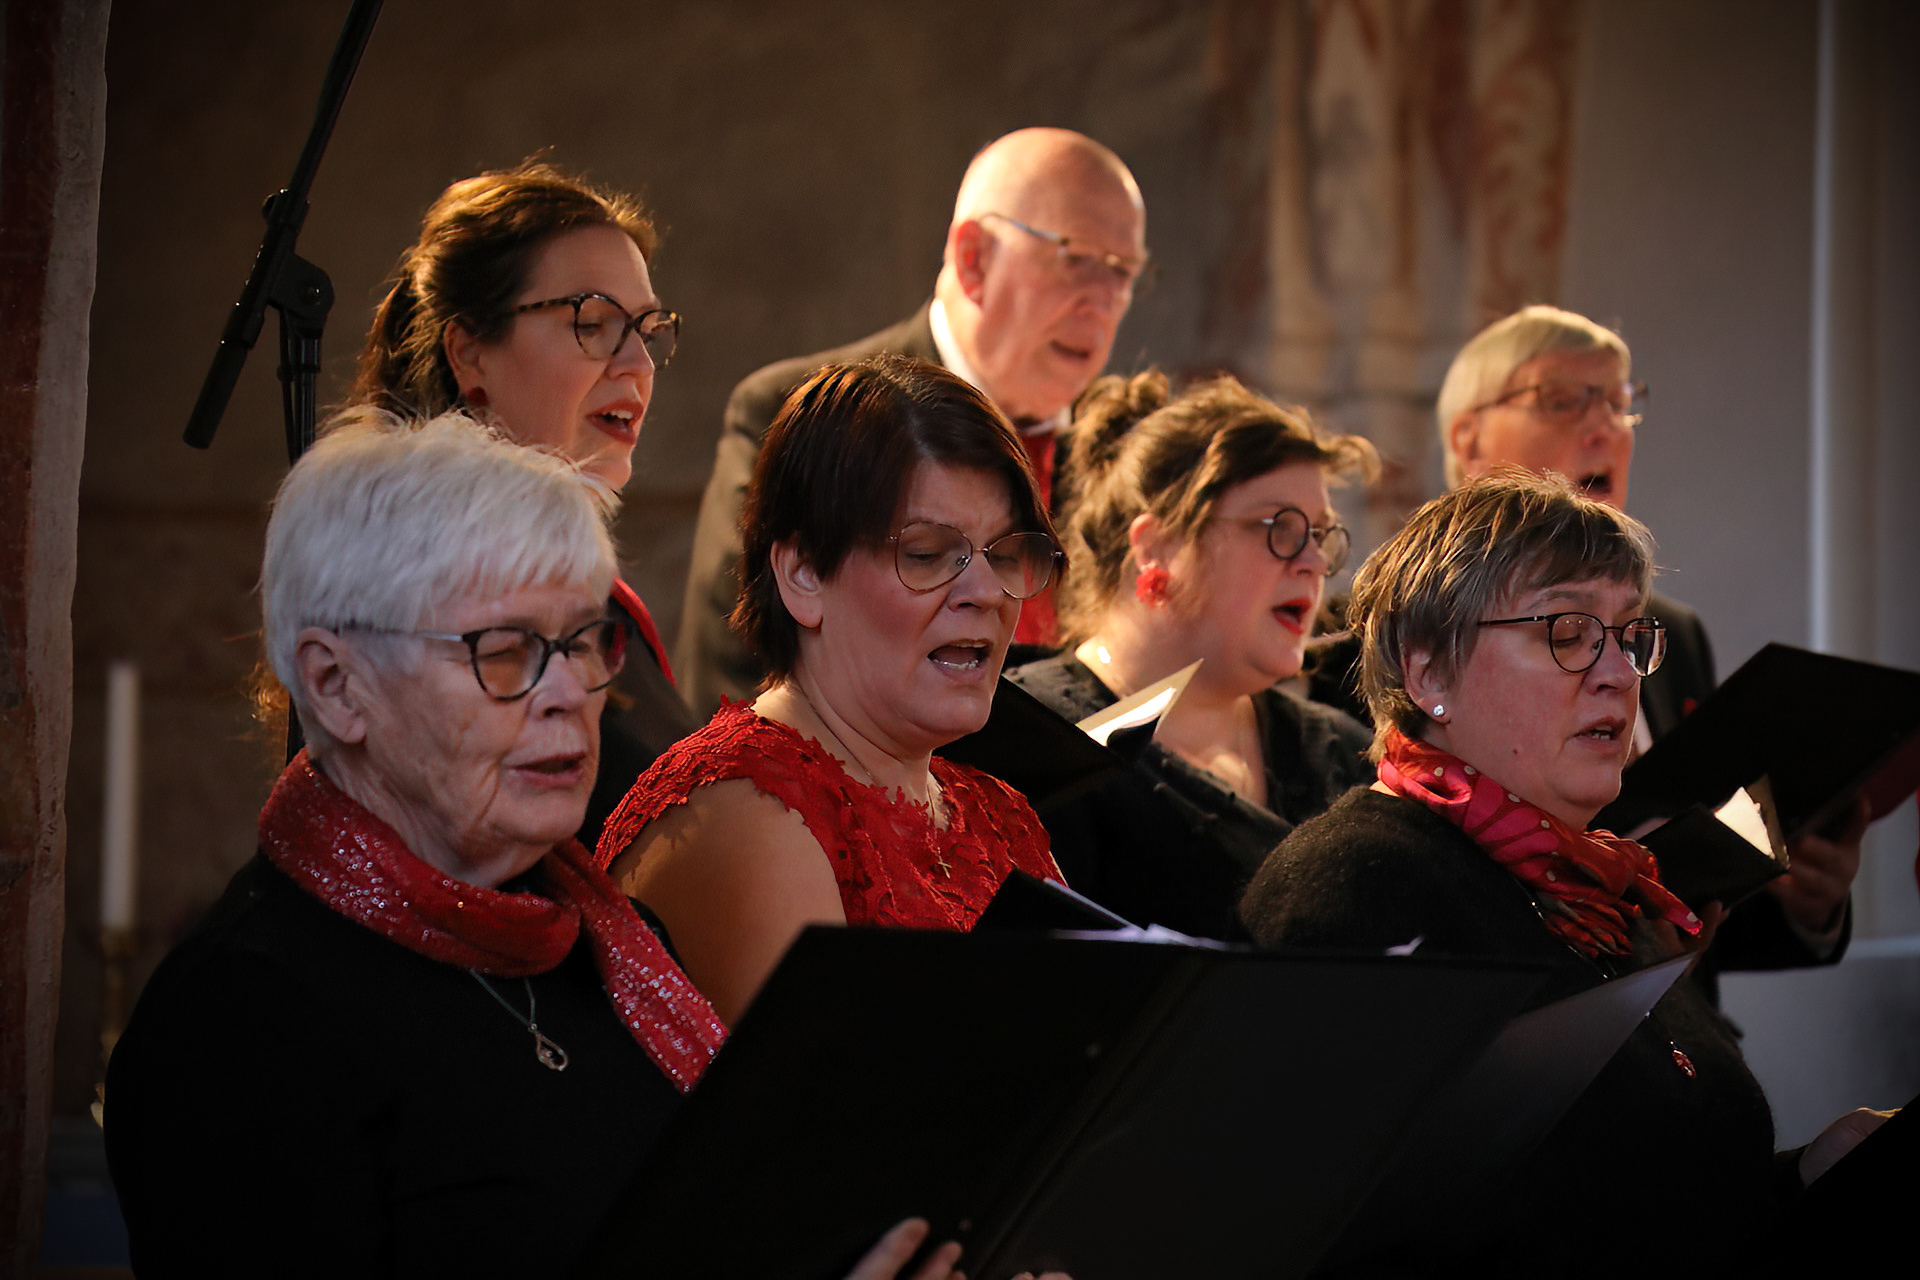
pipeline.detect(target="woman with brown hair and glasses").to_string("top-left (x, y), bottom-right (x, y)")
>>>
top-left (1427, 304), bottom-right (1859, 989)
top-left (1240, 468), bottom-right (1887, 1276)
top-left (595, 356), bottom-right (1063, 1025)
top-left (1007, 370), bottom-right (1378, 938)
top-left (349, 159), bottom-right (692, 849)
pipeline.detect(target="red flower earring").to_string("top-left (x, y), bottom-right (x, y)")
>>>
top-left (1135, 565), bottom-right (1170, 608)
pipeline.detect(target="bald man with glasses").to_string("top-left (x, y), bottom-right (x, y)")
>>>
top-left (674, 127), bottom-right (1150, 714)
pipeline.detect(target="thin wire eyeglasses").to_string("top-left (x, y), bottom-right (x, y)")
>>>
top-left (512, 293), bottom-right (680, 368)
top-left (979, 212), bottom-right (1154, 294)
top-left (1245, 507), bottom-right (1352, 577)
top-left (348, 618), bottom-right (629, 700)
top-left (886, 521), bottom-right (1062, 599)
top-left (1475, 612), bottom-right (1668, 677)
top-left (1475, 380), bottom-right (1648, 429)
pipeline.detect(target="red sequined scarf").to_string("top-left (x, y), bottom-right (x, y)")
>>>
top-left (259, 751), bottom-right (726, 1091)
top-left (1376, 727), bottom-right (1699, 958)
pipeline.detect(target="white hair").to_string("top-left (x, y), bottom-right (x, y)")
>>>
top-left (262, 410), bottom-right (616, 742)
top-left (1436, 306), bottom-right (1633, 485)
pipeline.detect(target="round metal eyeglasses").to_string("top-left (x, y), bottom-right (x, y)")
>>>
top-left (887, 522), bottom-right (1062, 599)
top-left (1475, 612), bottom-right (1668, 677)
top-left (512, 293), bottom-right (680, 368)
top-left (372, 618), bottom-right (629, 700)
top-left (1257, 508), bottom-right (1352, 576)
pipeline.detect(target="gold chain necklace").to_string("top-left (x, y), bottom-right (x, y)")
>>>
top-left (787, 683), bottom-right (944, 823)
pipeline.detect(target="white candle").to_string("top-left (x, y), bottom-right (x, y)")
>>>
top-left (101, 661), bottom-right (140, 931)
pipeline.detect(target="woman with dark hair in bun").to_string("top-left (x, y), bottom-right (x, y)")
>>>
top-left (349, 159), bottom-right (694, 848)
top-left (1008, 371), bottom-right (1379, 938)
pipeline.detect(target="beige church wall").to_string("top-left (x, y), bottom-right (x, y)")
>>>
top-left (1556, 0), bottom-right (1920, 1145)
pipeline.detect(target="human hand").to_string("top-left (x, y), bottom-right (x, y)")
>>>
top-left (1644, 900), bottom-right (1725, 966)
top-left (846, 1218), bottom-right (964, 1280)
top-left (1799, 1107), bottom-right (1897, 1186)
top-left (1770, 797), bottom-right (1868, 938)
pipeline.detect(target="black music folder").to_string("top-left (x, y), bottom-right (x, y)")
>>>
top-left (1320, 954), bottom-right (1691, 1264)
top-left (1600, 643), bottom-right (1920, 841)
top-left (1639, 800), bottom-right (1789, 909)
top-left (937, 677), bottom-right (1124, 814)
top-left (578, 927), bottom-right (1548, 1280)
top-left (1740, 1088), bottom-right (1919, 1278)
top-left (971, 868), bottom-right (1136, 933)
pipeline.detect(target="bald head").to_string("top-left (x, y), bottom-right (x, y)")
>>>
top-left (935, 128), bottom-right (1147, 422)
top-left (950, 128), bottom-right (1144, 230)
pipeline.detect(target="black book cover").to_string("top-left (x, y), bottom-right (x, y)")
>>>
top-left (937, 677), bottom-right (1125, 814)
top-left (1601, 643), bottom-right (1920, 840)
top-left (577, 928), bottom-right (1547, 1280)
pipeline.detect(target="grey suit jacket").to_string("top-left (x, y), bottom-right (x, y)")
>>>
top-left (673, 307), bottom-right (940, 715)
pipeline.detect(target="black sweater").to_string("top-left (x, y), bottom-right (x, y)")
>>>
top-left (1240, 789), bottom-right (1786, 1278)
top-left (106, 857), bottom-right (682, 1278)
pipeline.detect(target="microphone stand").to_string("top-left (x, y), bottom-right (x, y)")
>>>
top-left (182, 0), bottom-right (383, 465)
top-left (181, 0), bottom-right (383, 762)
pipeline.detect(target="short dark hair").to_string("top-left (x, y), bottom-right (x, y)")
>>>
top-left (733, 355), bottom-right (1056, 681)
top-left (351, 159), bottom-right (658, 416)
top-left (1057, 370), bottom-right (1379, 640)
top-left (1349, 467), bottom-right (1656, 758)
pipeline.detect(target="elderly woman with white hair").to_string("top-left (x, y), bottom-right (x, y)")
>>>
top-left (103, 415), bottom-right (965, 1280)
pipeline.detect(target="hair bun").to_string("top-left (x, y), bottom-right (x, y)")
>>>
top-left (1068, 369), bottom-right (1170, 476)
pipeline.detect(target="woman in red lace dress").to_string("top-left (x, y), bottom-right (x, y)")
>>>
top-left (598, 356), bottom-right (1063, 1024)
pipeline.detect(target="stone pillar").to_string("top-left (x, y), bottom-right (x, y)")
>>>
top-left (0, 0), bottom-right (110, 1267)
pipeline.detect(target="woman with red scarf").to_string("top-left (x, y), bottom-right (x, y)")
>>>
top-left (1238, 469), bottom-right (1885, 1277)
top-left (103, 417), bottom-right (961, 1279)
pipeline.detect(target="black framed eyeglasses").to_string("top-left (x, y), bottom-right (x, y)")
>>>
top-left (887, 521), bottom-right (1061, 600)
top-left (1476, 612), bottom-right (1667, 676)
top-left (512, 293), bottom-right (680, 368)
top-left (980, 212), bottom-right (1154, 295)
top-left (1253, 507), bottom-right (1352, 576)
top-left (354, 618), bottom-right (628, 700)
top-left (1476, 380), bottom-right (1647, 428)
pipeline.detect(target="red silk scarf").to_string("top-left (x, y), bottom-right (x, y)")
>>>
top-left (1376, 727), bottom-right (1699, 958)
top-left (260, 751), bottom-right (726, 1091)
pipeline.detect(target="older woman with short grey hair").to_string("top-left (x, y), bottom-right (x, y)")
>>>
top-left (1241, 468), bottom-right (1883, 1277)
top-left (104, 414), bottom-right (964, 1280)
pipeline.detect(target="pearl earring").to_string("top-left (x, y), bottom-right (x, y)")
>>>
top-left (1431, 703), bottom-right (1446, 718)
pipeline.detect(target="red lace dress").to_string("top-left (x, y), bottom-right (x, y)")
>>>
top-left (595, 701), bottom-right (1061, 929)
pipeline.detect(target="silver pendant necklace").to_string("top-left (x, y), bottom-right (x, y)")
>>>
top-left (469, 970), bottom-right (570, 1071)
